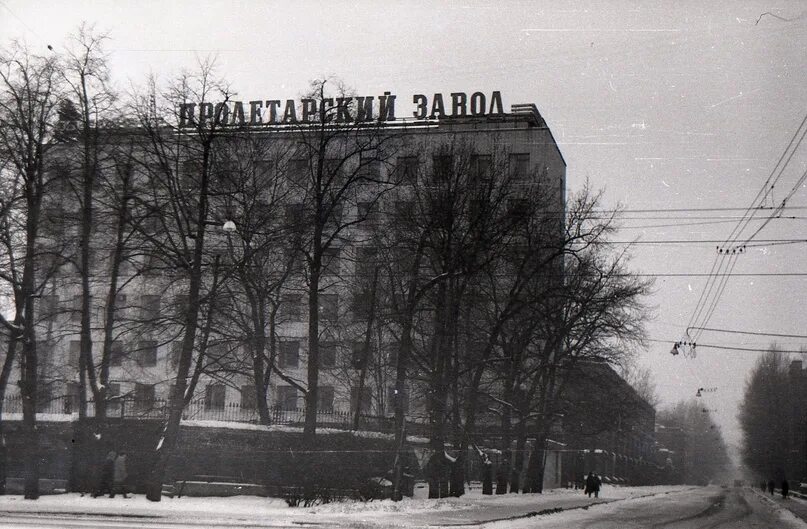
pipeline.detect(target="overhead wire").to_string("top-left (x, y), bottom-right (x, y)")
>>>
top-left (682, 114), bottom-right (807, 345)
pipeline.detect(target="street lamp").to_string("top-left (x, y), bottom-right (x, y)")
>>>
top-left (222, 219), bottom-right (236, 233)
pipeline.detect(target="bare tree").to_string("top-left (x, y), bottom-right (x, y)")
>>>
top-left (129, 61), bottom-right (235, 501)
top-left (0, 41), bottom-right (62, 498)
top-left (284, 79), bottom-right (399, 445)
top-left (59, 23), bottom-right (123, 420)
top-left (738, 348), bottom-right (793, 483)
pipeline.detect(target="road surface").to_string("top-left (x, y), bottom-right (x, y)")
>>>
top-left (498, 486), bottom-right (807, 529)
top-left (0, 487), bottom-right (804, 528)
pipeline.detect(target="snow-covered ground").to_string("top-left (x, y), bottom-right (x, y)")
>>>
top-left (482, 486), bottom-right (807, 529)
top-left (0, 484), bottom-right (693, 527)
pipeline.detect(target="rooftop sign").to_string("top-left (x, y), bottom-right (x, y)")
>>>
top-left (178, 91), bottom-right (504, 128)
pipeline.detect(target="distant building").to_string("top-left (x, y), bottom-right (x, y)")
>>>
top-left (558, 360), bottom-right (657, 486)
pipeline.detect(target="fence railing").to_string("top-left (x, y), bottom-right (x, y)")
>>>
top-left (0, 394), bottom-right (430, 436)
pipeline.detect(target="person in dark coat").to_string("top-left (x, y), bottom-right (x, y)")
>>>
top-left (93, 450), bottom-right (116, 498)
top-left (768, 479), bottom-right (776, 495)
top-left (584, 472), bottom-right (597, 498)
top-left (593, 474), bottom-right (602, 498)
top-left (782, 479), bottom-right (790, 499)
top-left (110, 452), bottom-right (128, 498)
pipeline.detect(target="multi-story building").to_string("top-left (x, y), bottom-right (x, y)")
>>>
top-left (6, 95), bottom-right (567, 432)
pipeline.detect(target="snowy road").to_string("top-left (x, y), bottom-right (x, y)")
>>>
top-left (1, 486), bottom-right (805, 528)
top-left (485, 487), bottom-right (807, 529)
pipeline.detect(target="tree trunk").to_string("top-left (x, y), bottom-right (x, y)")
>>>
top-left (0, 335), bottom-right (19, 495)
top-left (145, 134), bottom-right (213, 501)
top-left (510, 416), bottom-right (528, 493)
top-left (20, 330), bottom-right (39, 499)
top-left (428, 283), bottom-right (449, 499)
top-left (525, 432), bottom-right (547, 493)
top-left (353, 269), bottom-right (378, 431)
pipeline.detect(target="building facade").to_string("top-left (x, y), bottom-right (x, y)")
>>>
top-left (5, 98), bottom-right (568, 431)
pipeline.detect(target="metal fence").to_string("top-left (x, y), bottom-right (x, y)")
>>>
top-left (0, 394), bottom-right (429, 435)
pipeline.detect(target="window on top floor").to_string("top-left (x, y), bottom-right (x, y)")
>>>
top-left (396, 156), bottom-right (419, 183)
top-left (509, 153), bottom-right (530, 183)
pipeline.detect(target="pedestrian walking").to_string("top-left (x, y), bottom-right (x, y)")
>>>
top-left (93, 450), bottom-right (116, 498)
top-left (585, 472), bottom-right (600, 498)
top-left (110, 452), bottom-right (129, 498)
top-left (768, 479), bottom-right (775, 496)
top-left (782, 479), bottom-right (789, 499)
top-left (583, 472), bottom-right (595, 498)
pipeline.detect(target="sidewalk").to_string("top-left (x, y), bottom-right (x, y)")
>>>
top-left (753, 488), bottom-right (807, 525)
top-left (0, 485), bottom-right (692, 527)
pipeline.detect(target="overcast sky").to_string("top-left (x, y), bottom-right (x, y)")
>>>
top-left (2, 0), bottom-right (806, 463)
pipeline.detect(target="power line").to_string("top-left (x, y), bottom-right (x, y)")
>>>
top-left (632, 272), bottom-right (807, 277)
top-left (606, 238), bottom-right (807, 245)
top-left (686, 326), bottom-right (807, 339)
top-left (683, 114), bottom-right (807, 343)
top-left (648, 338), bottom-right (807, 354)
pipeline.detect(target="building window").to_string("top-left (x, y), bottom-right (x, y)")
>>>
top-left (65, 382), bottom-right (81, 414)
top-left (69, 340), bottom-right (81, 367)
top-left (134, 383), bottom-right (156, 411)
top-left (318, 386), bottom-right (334, 412)
top-left (358, 160), bottom-right (381, 180)
top-left (470, 155), bottom-right (492, 186)
top-left (509, 153), bottom-right (530, 182)
top-left (140, 295), bottom-right (161, 321)
top-left (205, 384), bottom-right (226, 410)
top-left (507, 198), bottom-right (531, 221)
top-left (396, 156), bottom-right (419, 182)
top-left (255, 159), bottom-right (274, 181)
top-left (321, 247), bottom-right (340, 276)
top-left (136, 340), bottom-right (158, 367)
top-left (277, 386), bottom-right (298, 411)
top-left (285, 203), bottom-right (305, 226)
top-left (281, 294), bottom-right (302, 322)
top-left (173, 294), bottom-right (189, 317)
top-left (393, 200), bottom-right (414, 224)
top-left (357, 201), bottom-right (380, 224)
top-left (431, 155), bottom-right (453, 184)
top-left (355, 246), bottom-right (378, 282)
top-left (114, 293), bottom-right (128, 315)
top-left (320, 341), bottom-right (337, 369)
top-left (110, 341), bottom-right (124, 367)
top-left (241, 385), bottom-right (257, 410)
top-left (288, 159), bottom-right (308, 182)
top-left (320, 293), bottom-right (338, 322)
top-left (279, 341), bottom-right (300, 368)
top-left (143, 253), bottom-right (162, 276)
top-left (39, 295), bottom-right (59, 321)
top-left (70, 296), bottom-right (83, 322)
top-left (36, 341), bottom-right (52, 372)
top-left (350, 289), bottom-right (373, 320)
top-left (351, 341), bottom-right (367, 369)
top-left (170, 342), bottom-right (182, 369)
top-left (350, 386), bottom-right (372, 414)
